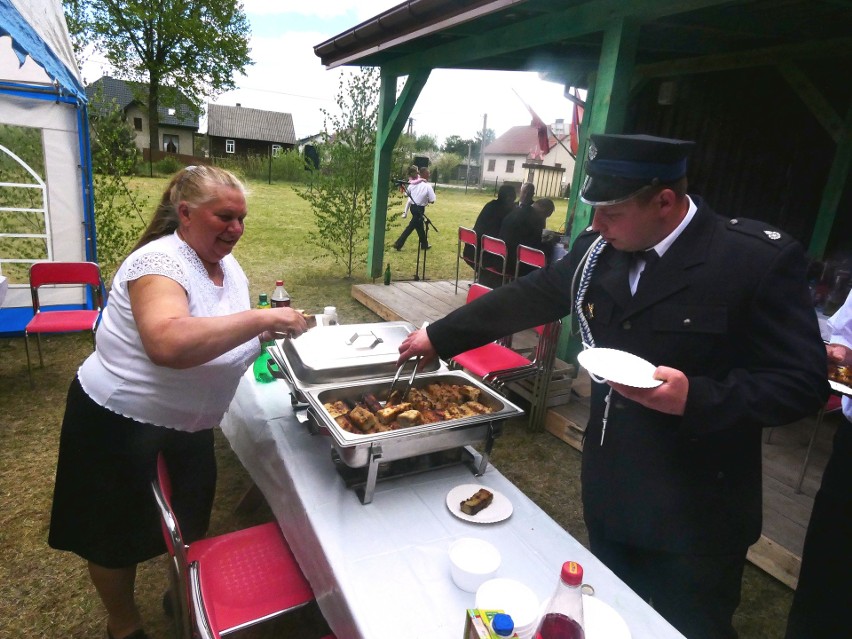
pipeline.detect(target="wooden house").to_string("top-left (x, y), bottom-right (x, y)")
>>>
top-left (206, 103), bottom-right (296, 158)
top-left (85, 76), bottom-right (198, 155)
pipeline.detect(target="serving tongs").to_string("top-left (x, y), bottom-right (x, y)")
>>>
top-left (383, 321), bottom-right (429, 405)
top-left (385, 356), bottom-right (421, 405)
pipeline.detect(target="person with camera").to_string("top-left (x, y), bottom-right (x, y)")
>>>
top-left (393, 166), bottom-right (435, 251)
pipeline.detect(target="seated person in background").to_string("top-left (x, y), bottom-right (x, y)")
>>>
top-left (498, 197), bottom-right (557, 279)
top-left (463, 184), bottom-right (517, 270)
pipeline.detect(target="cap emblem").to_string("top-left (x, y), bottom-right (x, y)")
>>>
top-left (588, 141), bottom-right (597, 160)
top-left (764, 230), bottom-right (781, 240)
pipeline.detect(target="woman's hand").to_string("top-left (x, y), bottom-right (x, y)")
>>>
top-left (262, 307), bottom-right (308, 341)
top-left (608, 365), bottom-right (689, 416)
top-left (397, 328), bottom-right (437, 367)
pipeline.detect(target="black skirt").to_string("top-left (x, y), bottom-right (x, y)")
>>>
top-left (48, 377), bottom-right (217, 568)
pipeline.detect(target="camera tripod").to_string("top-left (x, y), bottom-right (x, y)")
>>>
top-left (414, 214), bottom-right (439, 281)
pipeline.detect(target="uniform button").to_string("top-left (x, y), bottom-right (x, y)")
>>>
top-left (730, 218), bottom-right (738, 224)
top-left (622, 321), bottom-right (632, 329)
top-left (683, 318), bottom-right (692, 327)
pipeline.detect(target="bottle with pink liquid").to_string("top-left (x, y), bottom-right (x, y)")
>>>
top-left (535, 561), bottom-right (585, 639)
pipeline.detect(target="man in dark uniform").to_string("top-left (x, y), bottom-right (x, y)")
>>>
top-left (398, 134), bottom-right (829, 639)
top-left (499, 197), bottom-right (556, 277)
top-left (465, 184), bottom-right (517, 272)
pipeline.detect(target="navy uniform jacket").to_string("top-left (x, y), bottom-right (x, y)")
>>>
top-left (428, 197), bottom-right (829, 554)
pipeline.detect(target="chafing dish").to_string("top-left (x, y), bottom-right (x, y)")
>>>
top-left (266, 321), bottom-right (524, 503)
top-left (267, 321), bottom-right (441, 404)
top-left (302, 370), bottom-right (524, 503)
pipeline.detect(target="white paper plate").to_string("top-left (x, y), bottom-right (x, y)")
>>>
top-left (584, 595), bottom-right (631, 639)
top-left (446, 484), bottom-right (513, 523)
top-left (829, 379), bottom-right (852, 397)
top-left (577, 347), bottom-right (663, 388)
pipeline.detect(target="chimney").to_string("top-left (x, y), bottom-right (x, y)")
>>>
top-left (236, 103), bottom-right (241, 107)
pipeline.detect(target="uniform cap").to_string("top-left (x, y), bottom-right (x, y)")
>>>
top-left (580, 134), bottom-right (694, 205)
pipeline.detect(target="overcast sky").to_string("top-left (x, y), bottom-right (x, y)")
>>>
top-left (83, 1), bottom-right (576, 144)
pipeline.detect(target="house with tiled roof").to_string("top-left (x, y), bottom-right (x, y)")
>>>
top-left (85, 76), bottom-right (199, 155)
top-left (482, 120), bottom-right (574, 197)
top-left (206, 103), bottom-right (296, 158)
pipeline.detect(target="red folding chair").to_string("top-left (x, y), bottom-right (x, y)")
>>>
top-left (152, 453), bottom-right (316, 639)
top-left (24, 261), bottom-right (104, 386)
top-left (515, 244), bottom-right (547, 279)
top-left (456, 226), bottom-right (478, 294)
top-left (449, 284), bottom-right (561, 429)
top-left (478, 235), bottom-right (509, 286)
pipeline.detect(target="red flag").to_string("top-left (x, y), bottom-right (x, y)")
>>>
top-left (513, 89), bottom-right (550, 155)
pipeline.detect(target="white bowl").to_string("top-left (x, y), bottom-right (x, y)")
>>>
top-left (449, 537), bottom-right (502, 592)
top-left (475, 578), bottom-right (540, 638)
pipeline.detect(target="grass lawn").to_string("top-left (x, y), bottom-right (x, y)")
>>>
top-left (0, 177), bottom-right (792, 638)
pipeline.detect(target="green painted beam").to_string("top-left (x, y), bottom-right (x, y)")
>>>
top-left (384, 0), bottom-right (733, 75)
top-left (558, 17), bottom-right (640, 364)
top-left (809, 98), bottom-right (852, 259)
top-left (778, 63), bottom-right (844, 144)
top-left (367, 70), bottom-right (431, 278)
top-left (637, 36), bottom-right (852, 80)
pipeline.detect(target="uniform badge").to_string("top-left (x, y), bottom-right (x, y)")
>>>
top-left (588, 141), bottom-right (597, 160)
top-left (764, 230), bottom-right (781, 240)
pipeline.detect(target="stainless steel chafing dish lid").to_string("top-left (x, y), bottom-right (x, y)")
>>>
top-left (273, 321), bottom-right (440, 385)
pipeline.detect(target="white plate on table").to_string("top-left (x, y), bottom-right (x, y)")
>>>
top-left (446, 484), bottom-right (512, 523)
top-left (584, 594), bottom-right (631, 639)
top-left (577, 347), bottom-right (663, 388)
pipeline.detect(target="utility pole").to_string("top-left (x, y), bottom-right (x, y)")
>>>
top-left (478, 113), bottom-right (487, 187)
top-left (407, 117), bottom-right (414, 137)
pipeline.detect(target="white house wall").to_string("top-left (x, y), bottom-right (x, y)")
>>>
top-left (126, 104), bottom-right (193, 153)
top-left (481, 152), bottom-right (528, 187)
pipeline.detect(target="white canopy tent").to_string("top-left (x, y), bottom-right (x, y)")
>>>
top-left (0, 0), bottom-right (95, 335)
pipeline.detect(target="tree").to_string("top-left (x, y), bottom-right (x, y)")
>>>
top-left (442, 134), bottom-right (474, 157)
top-left (474, 127), bottom-right (496, 157)
top-left (87, 90), bottom-right (148, 282)
top-left (299, 68), bottom-right (395, 278)
top-left (433, 152), bottom-right (463, 184)
top-left (68, 0), bottom-right (252, 153)
top-left (415, 134), bottom-right (438, 152)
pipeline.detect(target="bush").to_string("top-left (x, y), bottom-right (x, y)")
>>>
top-left (154, 155), bottom-right (183, 176)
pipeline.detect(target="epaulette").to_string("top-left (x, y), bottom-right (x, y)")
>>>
top-left (726, 217), bottom-right (791, 246)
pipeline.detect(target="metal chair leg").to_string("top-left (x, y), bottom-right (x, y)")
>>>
top-left (36, 333), bottom-right (44, 367)
top-left (24, 333), bottom-right (33, 387)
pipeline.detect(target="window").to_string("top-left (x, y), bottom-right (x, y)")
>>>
top-left (167, 108), bottom-right (176, 116)
top-left (225, 139), bottom-right (235, 154)
top-left (506, 160), bottom-right (515, 173)
top-left (133, 117), bottom-right (142, 131)
top-left (272, 144), bottom-right (282, 157)
top-left (163, 134), bottom-right (179, 153)
top-left (487, 159), bottom-right (496, 172)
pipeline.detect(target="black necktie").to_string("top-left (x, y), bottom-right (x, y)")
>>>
top-left (634, 249), bottom-right (660, 293)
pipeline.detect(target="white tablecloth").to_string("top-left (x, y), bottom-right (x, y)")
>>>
top-left (220, 371), bottom-right (685, 639)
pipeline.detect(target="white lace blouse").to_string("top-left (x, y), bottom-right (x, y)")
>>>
top-left (78, 233), bottom-right (259, 431)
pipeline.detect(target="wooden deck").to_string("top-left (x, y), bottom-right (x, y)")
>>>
top-left (351, 279), bottom-right (835, 589)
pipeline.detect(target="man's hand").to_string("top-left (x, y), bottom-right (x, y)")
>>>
top-left (397, 328), bottom-right (438, 367)
top-left (608, 365), bottom-right (689, 416)
top-left (827, 342), bottom-right (851, 365)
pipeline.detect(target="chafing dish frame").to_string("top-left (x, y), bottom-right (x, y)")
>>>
top-left (301, 370), bottom-right (524, 504)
